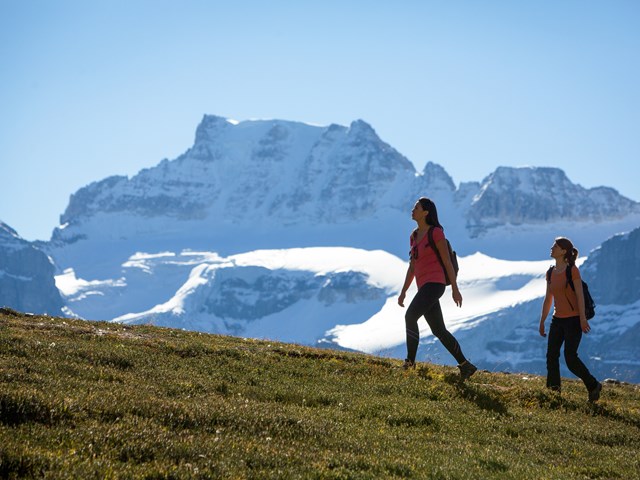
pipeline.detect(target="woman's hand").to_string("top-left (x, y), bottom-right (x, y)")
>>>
top-left (539, 320), bottom-right (546, 337)
top-left (580, 315), bottom-right (590, 333)
top-left (398, 291), bottom-right (406, 308)
top-left (452, 287), bottom-right (462, 307)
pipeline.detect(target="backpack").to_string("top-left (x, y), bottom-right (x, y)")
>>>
top-left (427, 227), bottom-right (459, 286)
top-left (545, 265), bottom-right (596, 320)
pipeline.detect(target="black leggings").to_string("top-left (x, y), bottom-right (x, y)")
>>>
top-left (546, 316), bottom-right (598, 391)
top-left (405, 282), bottom-right (467, 364)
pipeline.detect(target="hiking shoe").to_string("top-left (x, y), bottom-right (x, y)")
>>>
top-left (458, 361), bottom-right (477, 381)
top-left (588, 382), bottom-right (602, 403)
top-left (402, 359), bottom-right (416, 370)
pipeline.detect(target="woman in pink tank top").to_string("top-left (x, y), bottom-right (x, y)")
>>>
top-left (397, 197), bottom-right (477, 381)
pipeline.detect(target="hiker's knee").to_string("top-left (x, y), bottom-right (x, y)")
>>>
top-left (564, 350), bottom-right (579, 364)
top-left (405, 312), bottom-right (418, 328)
top-left (428, 321), bottom-right (448, 339)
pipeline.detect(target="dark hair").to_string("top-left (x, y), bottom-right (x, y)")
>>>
top-left (555, 237), bottom-right (578, 266)
top-left (418, 197), bottom-right (443, 229)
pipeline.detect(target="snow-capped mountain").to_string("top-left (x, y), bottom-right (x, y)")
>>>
top-left (0, 221), bottom-right (63, 315)
top-left (49, 115), bottom-right (640, 265)
top-left (53, 116), bottom-right (420, 242)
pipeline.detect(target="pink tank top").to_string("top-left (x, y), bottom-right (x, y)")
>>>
top-left (410, 227), bottom-right (446, 288)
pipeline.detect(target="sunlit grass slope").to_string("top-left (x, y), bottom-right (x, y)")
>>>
top-left (1, 309), bottom-right (639, 479)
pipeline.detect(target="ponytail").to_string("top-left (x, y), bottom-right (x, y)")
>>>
top-left (555, 237), bottom-right (578, 266)
top-left (569, 247), bottom-right (579, 265)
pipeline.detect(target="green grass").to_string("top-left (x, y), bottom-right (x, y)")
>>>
top-left (1, 309), bottom-right (639, 479)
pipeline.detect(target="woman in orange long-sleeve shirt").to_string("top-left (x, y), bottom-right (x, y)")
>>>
top-left (539, 237), bottom-right (602, 402)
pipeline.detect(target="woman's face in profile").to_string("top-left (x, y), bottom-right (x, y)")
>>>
top-left (412, 201), bottom-right (427, 221)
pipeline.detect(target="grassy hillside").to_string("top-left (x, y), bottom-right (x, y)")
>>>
top-left (1, 309), bottom-right (639, 479)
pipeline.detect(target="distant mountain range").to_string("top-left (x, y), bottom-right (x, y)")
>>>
top-left (2, 114), bottom-right (639, 382)
top-left (49, 115), bottom-right (640, 258)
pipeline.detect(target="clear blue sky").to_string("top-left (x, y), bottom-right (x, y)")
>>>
top-left (1, 0), bottom-right (639, 241)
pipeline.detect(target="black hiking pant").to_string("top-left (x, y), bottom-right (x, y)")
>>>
top-left (546, 316), bottom-right (598, 391)
top-left (405, 282), bottom-right (467, 365)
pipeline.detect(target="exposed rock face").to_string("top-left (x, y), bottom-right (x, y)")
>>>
top-left (582, 226), bottom-right (640, 306)
top-left (466, 167), bottom-right (639, 235)
top-left (203, 268), bottom-right (386, 321)
top-left (0, 221), bottom-right (63, 315)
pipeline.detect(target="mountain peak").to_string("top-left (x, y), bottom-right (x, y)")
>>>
top-left (194, 115), bottom-right (234, 143)
top-left (421, 162), bottom-right (456, 191)
top-left (0, 220), bottom-right (20, 241)
top-left (485, 166), bottom-right (570, 186)
top-left (347, 119), bottom-right (376, 137)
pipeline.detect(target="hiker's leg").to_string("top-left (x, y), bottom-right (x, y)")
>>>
top-left (421, 284), bottom-right (467, 365)
top-left (405, 283), bottom-right (443, 363)
top-left (404, 289), bottom-right (427, 363)
top-left (546, 318), bottom-right (564, 390)
top-left (563, 317), bottom-right (598, 391)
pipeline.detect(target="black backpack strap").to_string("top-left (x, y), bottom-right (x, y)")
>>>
top-left (564, 265), bottom-right (577, 310)
top-left (549, 265), bottom-right (580, 312)
top-left (565, 265), bottom-right (576, 291)
top-left (427, 227), bottom-right (448, 281)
